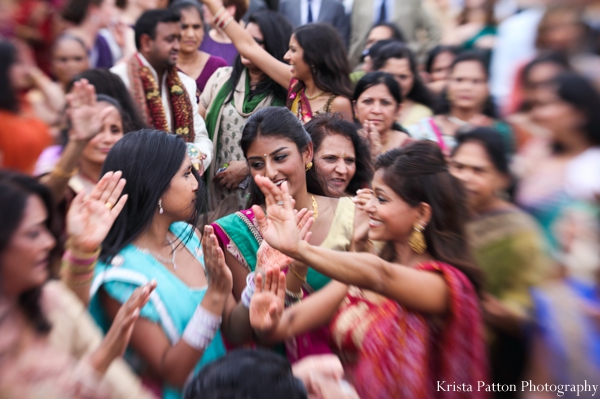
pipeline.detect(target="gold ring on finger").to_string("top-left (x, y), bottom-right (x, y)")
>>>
top-left (105, 202), bottom-right (114, 210)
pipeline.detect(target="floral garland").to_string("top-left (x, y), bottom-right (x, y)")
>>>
top-left (127, 55), bottom-right (195, 142)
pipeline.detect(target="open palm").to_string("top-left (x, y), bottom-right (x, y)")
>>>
top-left (251, 175), bottom-right (310, 256)
top-left (67, 171), bottom-right (127, 252)
top-left (67, 79), bottom-right (111, 142)
top-left (249, 267), bottom-right (286, 334)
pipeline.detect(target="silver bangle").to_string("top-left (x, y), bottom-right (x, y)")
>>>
top-left (241, 272), bottom-right (256, 308)
top-left (182, 305), bottom-right (222, 351)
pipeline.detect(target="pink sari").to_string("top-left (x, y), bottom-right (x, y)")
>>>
top-left (329, 262), bottom-right (489, 399)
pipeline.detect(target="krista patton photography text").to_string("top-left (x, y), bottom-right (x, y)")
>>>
top-left (437, 381), bottom-right (599, 397)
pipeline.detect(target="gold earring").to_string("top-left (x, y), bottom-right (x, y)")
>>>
top-left (305, 161), bottom-right (313, 171)
top-left (408, 223), bottom-right (426, 254)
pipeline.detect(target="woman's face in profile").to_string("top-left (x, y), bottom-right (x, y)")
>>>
top-left (0, 195), bottom-right (55, 298)
top-left (160, 155), bottom-right (200, 221)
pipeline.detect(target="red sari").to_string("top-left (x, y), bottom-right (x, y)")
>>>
top-left (329, 261), bottom-right (489, 399)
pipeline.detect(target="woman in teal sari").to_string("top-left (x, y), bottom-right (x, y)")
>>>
top-left (89, 129), bottom-right (254, 399)
top-left (212, 107), bottom-right (370, 362)
top-left (200, 11), bottom-right (292, 213)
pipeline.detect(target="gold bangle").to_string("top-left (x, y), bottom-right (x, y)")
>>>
top-left (288, 264), bottom-right (307, 283)
top-left (66, 239), bottom-right (101, 259)
top-left (50, 165), bottom-right (78, 179)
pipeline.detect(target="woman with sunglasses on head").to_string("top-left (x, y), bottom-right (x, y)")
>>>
top-left (200, 10), bottom-right (292, 214)
top-left (198, 0), bottom-right (354, 123)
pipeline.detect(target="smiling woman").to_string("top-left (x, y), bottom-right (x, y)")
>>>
top-left (246, 141), bottom-right (488, 399)
top-left (38, 79), bottom-right (127, 218)
top-left (211, 107), bottom-right (369, 363)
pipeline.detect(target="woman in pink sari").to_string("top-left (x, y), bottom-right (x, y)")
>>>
top-left (248, 141), bottom-right (489, 399)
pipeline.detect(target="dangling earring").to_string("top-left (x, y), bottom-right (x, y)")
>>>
top-left (158, 199), bottom-right (164, 215)
top-left (408, 223), bottom-right (426, 254)
top-left (305, 162), bottom-right (313, 171)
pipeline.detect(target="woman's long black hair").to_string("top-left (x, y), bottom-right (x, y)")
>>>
top-left (286, 23), bottom-right (353, 108)
top-left (100, 129), bottom-right (206, 262)
top-left (228, 11), bottom-right (292, 104)
top-left (0, 171), bottom-right (58, 334)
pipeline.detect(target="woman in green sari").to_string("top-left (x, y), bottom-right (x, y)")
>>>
top-left (449, 127), bottom-right (552, 397)
top-left (212, 107), bottom-right (369, 363)
top-left (200, 11), bottom-right (292, 212)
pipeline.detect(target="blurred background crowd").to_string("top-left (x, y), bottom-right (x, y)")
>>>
top-left (1, 0), bottom-right (600, 398)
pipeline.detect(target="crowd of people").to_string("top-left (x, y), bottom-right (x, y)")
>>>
top-left (1, 0), bottom-right (600, 398)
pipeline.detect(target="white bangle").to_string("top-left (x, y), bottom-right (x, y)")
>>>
top-left (182, 305), bottom-right (222, 351)
top-left (241, 272), bottom-right (256, 308)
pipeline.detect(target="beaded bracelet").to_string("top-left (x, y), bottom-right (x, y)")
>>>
top-left (182, 305), bottom-right (222, 351)
top-left (241, 272), bottom-right (256, 308)
top-left (221, 16), bottom-right (234, 30)
top-left (215, 10), bottom-right (230, 29)
top-left (212, 6), bottom-right (225, 25)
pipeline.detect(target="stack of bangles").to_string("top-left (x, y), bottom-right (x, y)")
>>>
top-left (61, 244), bottom-right (101, 286)
top-left (212, 7), bottom-right (234, 30)
top-left (240, 272), bottom-right (305, 309)
top-left (182, 305), bottom-right (222, 351)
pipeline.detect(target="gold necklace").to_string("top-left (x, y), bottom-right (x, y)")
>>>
top-left (305, 89), bottom-right (325, 100)
top-left (311, 195), bottom-right (319, 220)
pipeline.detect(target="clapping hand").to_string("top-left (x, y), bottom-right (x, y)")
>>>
top-left (251, 175), bottom-right (307, 256)
top-left (91, 281), bottom-right (156, 375)
top-left (201, 226), bottom-right (233, 295)
top-left (66, 79), bottom-right (112, 143)
top-left (249, 266), bottom-right (286, 334)
top-left (67, 171), bottom-right (128, 253)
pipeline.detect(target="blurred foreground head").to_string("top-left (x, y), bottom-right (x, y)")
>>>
top-left (184, 349), bottom-right (307, 399)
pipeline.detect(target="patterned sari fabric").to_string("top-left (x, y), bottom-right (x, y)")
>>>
top-left (330, 262), bottom-right (489, 399)
top-left (212, 199), bottom-right (356, 362)
top-left (287, 79), bottom-right (335, 124)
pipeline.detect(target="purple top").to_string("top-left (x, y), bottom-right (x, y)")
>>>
top-left (196, 55), bottom-right (228, 93)
top-left (199, 34), bottom-right (238, 66)
top-left (91, 34), bottom-right (114, 69)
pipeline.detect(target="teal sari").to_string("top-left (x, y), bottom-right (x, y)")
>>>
top-left (89, 222), bottom-right (226, 399)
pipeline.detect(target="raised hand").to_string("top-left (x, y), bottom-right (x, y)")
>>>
top-left (251, 175), bottom-right (303, 256)
top-left (90, 281), bottom-right (157, 375)
top-left (249, 266), bottom-right (286, 334)
top-left (66, 79), bottom-right (113, 143)
top-left (67, 171), bottom-right (128, 253)
top-left (202, 226), bottom-right (233, 295)
top-left (255, 207), bottom-right (314, 274)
